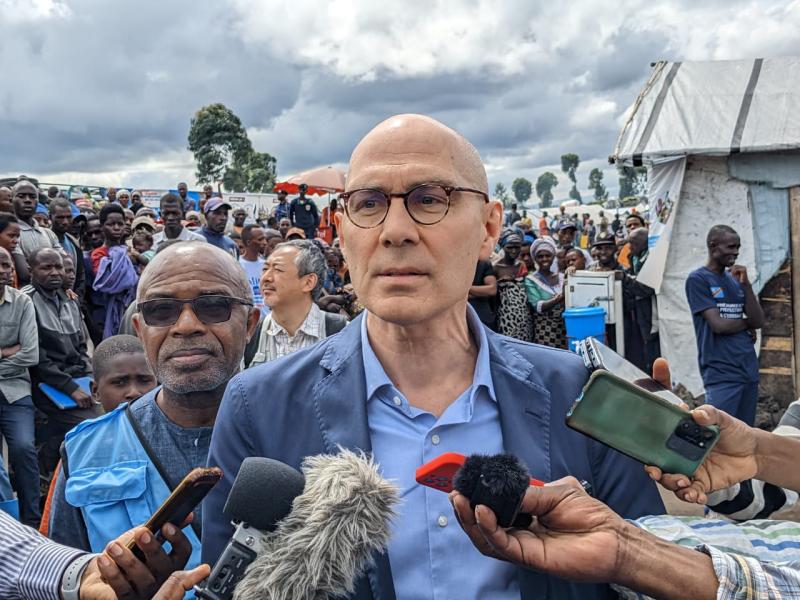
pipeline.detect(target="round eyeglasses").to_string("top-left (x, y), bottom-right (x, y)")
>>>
top-left (339, 183), bottom-right (489, 229)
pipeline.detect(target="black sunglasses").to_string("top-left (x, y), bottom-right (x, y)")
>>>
top-left (137, 295), bottom-right (253, 327)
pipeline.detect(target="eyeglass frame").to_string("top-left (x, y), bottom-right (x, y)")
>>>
top-left (136, 294), bottom-right (254, 327)
top-left (338, 183), bottom-right (490, 229)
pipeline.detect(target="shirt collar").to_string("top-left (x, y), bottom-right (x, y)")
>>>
top-left (361, 304), bottom-right (496, 403)
top-left (0, 286), bottom-right (11, 304)
top-left (267, 302), bottom-right (323, 338)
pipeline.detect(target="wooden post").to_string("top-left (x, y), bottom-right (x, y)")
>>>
top-left (790, 187), bottom-right (800, 399)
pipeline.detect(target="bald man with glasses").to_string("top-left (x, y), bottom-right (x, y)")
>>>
top-left (204, 115), bottom-right (664, 600)
top-left (48, 242), bottom-right (260, 578)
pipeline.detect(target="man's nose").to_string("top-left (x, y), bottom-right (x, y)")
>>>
top-left (172, 303), bottom-right (205, 334)
top-left (378, 197), bottom-right (420, 247)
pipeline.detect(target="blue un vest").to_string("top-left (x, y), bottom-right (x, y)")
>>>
top-left (63, 403), bottom-right (202, 571)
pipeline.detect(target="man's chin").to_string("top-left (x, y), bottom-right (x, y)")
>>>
top-left (364, 296), bottom-right (442, 327)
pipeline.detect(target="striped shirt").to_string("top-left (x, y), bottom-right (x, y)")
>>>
top-left (249, 302), bottom-right (326, 366)
top-left (707, 400), bottom-right (800, 521)
top-left (615, 516), bottom-right (800, 599)
top-left (0, 509), bottom-right (84, 599)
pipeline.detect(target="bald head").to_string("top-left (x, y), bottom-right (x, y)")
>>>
top-left (629, 227), bottom-right (649, 255)
top-left (137, 241), bottom-right (250, 301)
top-left (347, 114), bottom-right (488, 194)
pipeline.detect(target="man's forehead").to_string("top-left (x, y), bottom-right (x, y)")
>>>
top-left (14, 182), bottom-right (37, 194)
top-left (347, 114), bottom-right (486, 191)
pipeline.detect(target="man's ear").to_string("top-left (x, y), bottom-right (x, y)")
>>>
top-left (302, 273), bottom-right (318, 295)
top-left (90, 380), bottom-right (98, 401)
top-left (245, 307), bottom-right (261, 342)
top-left (132, 312), bottom-right (141, 337)
top-left (479, 200), bottom-right (503, 261)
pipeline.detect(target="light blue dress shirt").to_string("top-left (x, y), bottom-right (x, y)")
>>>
top-left (363, 306), bottom-right (520, 600)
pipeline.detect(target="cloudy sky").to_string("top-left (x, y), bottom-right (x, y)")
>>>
top-left (2, 0), bottom-right (800, 201)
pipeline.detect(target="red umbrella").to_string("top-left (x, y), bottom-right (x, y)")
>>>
top-left (274, 166), bottom-right (346, 196)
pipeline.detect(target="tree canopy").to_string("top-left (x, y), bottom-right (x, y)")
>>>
top-left (588, 168), bottom-right (607, 202)
top-left (188, 103), bottom-right (277, 193)
top-left (511, 177), bottom-right (532, 205)
top-left (561, 153), bottom-right (581, 203)
top-left (535, 172), bottom-right (559, 208)
top-left (494, 182), bottom-right (511, 207)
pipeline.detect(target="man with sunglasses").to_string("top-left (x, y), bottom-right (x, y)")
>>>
top-left (48, 242), bottom-right (260, 579)
top-left (204, 114), bottom-right (663, 600)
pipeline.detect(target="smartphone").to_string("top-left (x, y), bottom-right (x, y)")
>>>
top-left (415, 452), bottom-right (544, 493)
top-left (566, 370), bottom-right (719, 476)
top-left (126, 466), bottom-right (222, 558)
top-left (575, 337), bottom-right (684, 406)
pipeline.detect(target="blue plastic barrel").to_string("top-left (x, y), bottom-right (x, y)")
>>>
top-left (564, 306), bottom-right (606, 351)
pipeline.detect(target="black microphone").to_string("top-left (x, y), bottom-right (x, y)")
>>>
top-left (453, 453), bottom-right (533, 528)
top-left (195, 457), bottom-right (305, 600)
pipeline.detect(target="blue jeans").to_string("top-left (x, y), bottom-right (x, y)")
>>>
top-left (704, 381), bottom-right (759, 427)
top-left (0, 396), bottom-right (41, 527)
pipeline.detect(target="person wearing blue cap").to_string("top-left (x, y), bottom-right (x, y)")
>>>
top-left (33, 203), bottom-right (50, 228)
top-left (199, 198), bottom-right (238, 257)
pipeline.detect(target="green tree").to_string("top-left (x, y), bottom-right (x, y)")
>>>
top-left (511, 177), bottom-right (532, 205)
top-left (535, 172), bottom-right (559, 208)
top-left (223, 150), bottom-right (277, 193)
top-left (188, 103), bottom-right (277, 193)
top-left (561, 153), bottom-right (582, 203)
top-left (494, 182), bottom-right (511, 207)
top-left (617, 165), bottom-right (648, 200)
top-left (588, 167), bottom-right (607, 202)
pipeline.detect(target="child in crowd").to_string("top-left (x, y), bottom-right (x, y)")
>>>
top-left (39, 335), bottom-right (156, 533)
top-left (91, 334), bottom-right (157, 413)
top-left (132, 230), bottom-right (156, 268)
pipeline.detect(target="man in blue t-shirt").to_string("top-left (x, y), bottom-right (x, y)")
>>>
top-left (685, 225), bottom-right (765, 425)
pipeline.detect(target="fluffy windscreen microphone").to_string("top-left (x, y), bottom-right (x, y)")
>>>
top-left (195, 458), bottom-right (306, 600)
top-left (453, 453), bottom-right (532, 528)
top-left (233, 448), bottom-right (399, 600)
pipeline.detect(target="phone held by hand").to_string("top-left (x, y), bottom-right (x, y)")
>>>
top-left (126, 466), bottom-right (223, 559)
top-left (566, 370), bottom-right (719, 476)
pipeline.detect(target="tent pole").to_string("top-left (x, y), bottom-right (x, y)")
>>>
top-left (790, 187), bottom-right (800, 399)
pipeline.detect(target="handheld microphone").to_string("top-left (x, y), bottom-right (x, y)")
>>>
top-left (233, 448), bottom-right (399, 600)
top-left (454, 453), bottom-right (533, 528)
top-left (195, 457), bottom-right (306, 600)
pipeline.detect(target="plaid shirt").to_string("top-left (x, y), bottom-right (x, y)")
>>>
top-left (615, 516), bottom-right (800, 599)
top-left (250, 302), bottom-right (326, 365)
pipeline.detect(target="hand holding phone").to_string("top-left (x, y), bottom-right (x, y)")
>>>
top-left (566, 371), bottom-right (719, 476)
top-left (126, 466), bottom-right (222, 560)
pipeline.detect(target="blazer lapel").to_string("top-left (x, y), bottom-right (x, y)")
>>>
top-left (487, 333), bottom-right (553, 485)
top-left (313, 314), bottom-right (396, 600)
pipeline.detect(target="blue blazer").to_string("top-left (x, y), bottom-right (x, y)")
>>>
top-left (202, 314), bottom-right (664, 600)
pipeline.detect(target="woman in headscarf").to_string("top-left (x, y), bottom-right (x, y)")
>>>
top-left (525, 237), bottom-right (567, 348)
top-left (493, 232), bottom-right (534, 341)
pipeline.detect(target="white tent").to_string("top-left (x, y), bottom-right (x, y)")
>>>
top-left (611, 57), bottom-right (800, 399)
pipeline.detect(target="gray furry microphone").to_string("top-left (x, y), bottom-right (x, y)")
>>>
top-left (233, 448), bottom-right (399, 600)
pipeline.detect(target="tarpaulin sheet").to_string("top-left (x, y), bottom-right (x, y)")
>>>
top-left (613, 57), bottom-right (800, 165)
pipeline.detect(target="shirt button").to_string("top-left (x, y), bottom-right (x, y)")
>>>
top-left (392, 396), bottom-right (402, 406)
top-left (437, 515), bottom-right (448, 527)
top-left (431, 434), bottom-right (441, 445)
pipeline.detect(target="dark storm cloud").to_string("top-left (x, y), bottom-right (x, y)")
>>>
top-left (2, 0), bottom-right (800, 198)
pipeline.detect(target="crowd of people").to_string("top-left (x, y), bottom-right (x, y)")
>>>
top-left (0, 177), bottom-right (354, 532)
top-left (0, 113), bottom-right (794, 599)
top-left (471, 204), bottom-right (659, 373)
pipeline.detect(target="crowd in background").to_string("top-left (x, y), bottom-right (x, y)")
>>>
top-left (0, 176), bottom-right (354, 530)
top-left (470, 203), bottom-right (660, 375)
